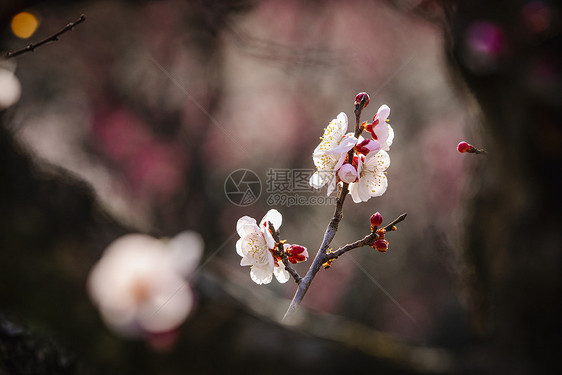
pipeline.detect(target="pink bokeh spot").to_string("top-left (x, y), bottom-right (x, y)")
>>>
top-left (90, 107), bottom-right (187, 202)
top-left (466, 21), bottom-right (505, 56)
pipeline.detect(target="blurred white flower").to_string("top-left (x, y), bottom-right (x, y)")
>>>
top-left (309, 112), bottom-right (358, 195)
top-left (0, 64), bottom-right (22, 110)
top-left (349, 150), bottom-right (390, 203)
top-left (87, 231), bottom-right (203, 338)
top-left (236, 209), bottom-right (289, 285)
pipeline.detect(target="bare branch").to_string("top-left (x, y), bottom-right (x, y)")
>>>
top-left (4, 15), bottom-right (86, 59)
top-left (383, 212), bottom-right (408, 232)
top-left (327, 232), bottom-right (377, 260)
top-left (327, 212), bottom-right (408, 260)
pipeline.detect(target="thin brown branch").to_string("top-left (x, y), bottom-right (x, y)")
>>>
top-left (327, 232), bottom-right (377, 260)
top-left (383, 212), bottom-right (408, 232)
top-left (327, 212), bottom-right (407, 260)
top-left (268, 222), bottom-right (301, 284)
top-left (4, 15), bottom-right (86, 59)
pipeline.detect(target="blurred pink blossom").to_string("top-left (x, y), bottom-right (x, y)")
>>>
top-left (87, 231), bottom-right (203, 339)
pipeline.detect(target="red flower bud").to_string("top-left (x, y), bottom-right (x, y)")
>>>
top-left (354, 92), bottom-right (370, 108)
top-left (370, 212), bottom-right (383, 230)
top-left (373, 239), bottom-right (389, 253)
top-left (457, 141), bottom-right (474, 153)
top-left (286, 245), bottom-right (309, 264)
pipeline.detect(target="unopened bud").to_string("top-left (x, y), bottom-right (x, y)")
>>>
top-left (457, 141), bottom-right (474, 153)
top-left (338, 163), bottom-right (358, 184)
top-left (370, 212), bottom-right (383, 230)
top-left (286, 244), bottom-right (309, 264)
top-left (373, 239), bottom-right (389, 253)
top-left (354, 92), bottom-right (370, 108)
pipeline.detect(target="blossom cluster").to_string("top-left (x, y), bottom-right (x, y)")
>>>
top-left (235, 94), bottom-right (396, 285)
top-left (309, 101), bottom-right (394, 203)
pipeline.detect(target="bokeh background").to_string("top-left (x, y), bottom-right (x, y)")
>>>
top-left (1, 0), bottom-right (561, 374)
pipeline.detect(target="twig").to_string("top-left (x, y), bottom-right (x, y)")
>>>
top-left (327, 232), bottom-right (377, 260)
top-left (383, 212), bottom-right (408, 231)
top-left (327, 212), bottom-right (407, 260)
top-left (268, 222), bottom-right (301, 284)
top-left (4, 14), bottom-right (86, 59)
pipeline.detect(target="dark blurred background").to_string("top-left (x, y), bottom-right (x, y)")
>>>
top-left (1, 0), bottom-right (561, 374)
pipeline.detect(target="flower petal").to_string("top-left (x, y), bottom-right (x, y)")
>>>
top-left (332, 152), bottom-right (347, 172)
top-left (250, 265), bottom-right (273, 285)
top-left (261, 209), bottom-right (282, 230)
top-left (373, 124), bottom-right (389, 146)
top-left (316, 112), bottom-right (349, 153)
top-left (375, 104), bottom-right (390, 123)
top-left (273, 264), bottom-right (290, 283)
top-left (326, 176), bottom-right (338, 196)
top-left (264, 230), bottom-right (276, 250)
top-left (236, 238), bottom-right (244, 257)
top-left (312, 152), bottom-right (339, 171)
top-left (309, 170), bottom-right (335, 189)
top-left (240, 256), bottom-right (252, 266)
top-left (325, 133), bottom-right (357, 155)
top-left (385, 124), bottom-right (394, 150)
top-left (309, 171), bottom-right (326, 189)
top-left (349, 181), bottom-right (362, 203)
top-left (364, 172), bottom-right (388, 197)
top-left (240, 232), bottom-right (272, 267)
top-left (337, 112), bottom-right (348, 128)
top-left (365, 150), bottom-right (390, 171)
top-left (236, 216), bottom-right (258, 238)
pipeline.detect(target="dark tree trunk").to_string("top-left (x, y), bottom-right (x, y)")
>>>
top-left (445, 1), bottom-right (562, 372)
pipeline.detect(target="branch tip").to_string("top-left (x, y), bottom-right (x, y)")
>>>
top-left (4, 14), bottom-right (87, 59)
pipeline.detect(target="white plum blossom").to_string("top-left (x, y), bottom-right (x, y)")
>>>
top-left (366, 104), bottom-right (394, 152)
top-left (236, 209), bottom-right (290, 285)
top-left (87, 231), bottom-right (203, 338)
top-left (309, 112), bottom-right (358, 195)
top-left (349, 150), bottom-right (390, 203)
